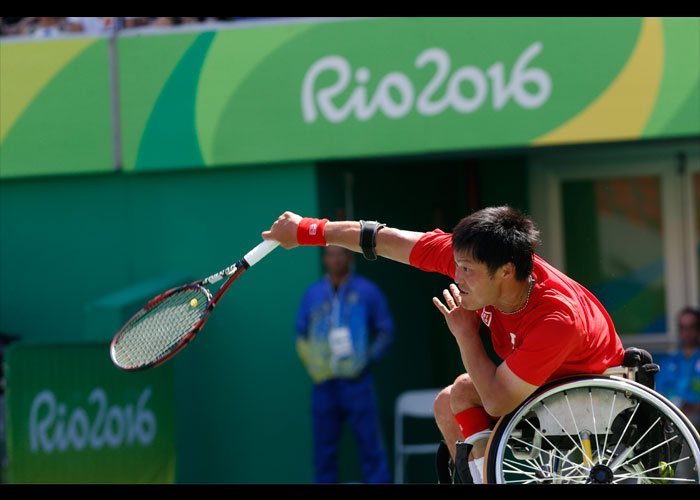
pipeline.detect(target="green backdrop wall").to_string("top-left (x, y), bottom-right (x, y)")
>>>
top-left (0, 162), bottom-right (321, 483)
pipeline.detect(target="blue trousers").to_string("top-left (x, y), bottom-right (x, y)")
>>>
top-left (311, 373), bottom-right (391, 483)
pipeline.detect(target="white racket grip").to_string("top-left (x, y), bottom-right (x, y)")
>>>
top-left (244, 239), bottom-right (280, 267)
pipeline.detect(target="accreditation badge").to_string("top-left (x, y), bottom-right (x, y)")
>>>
top-left (329, 326), bottom-right (354, 359)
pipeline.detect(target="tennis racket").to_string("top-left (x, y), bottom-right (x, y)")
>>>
top-left (110, 239), bottom-right (279, 372)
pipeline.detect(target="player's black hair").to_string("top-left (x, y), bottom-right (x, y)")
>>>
top-left (452, 206), bottom-right (540, 281)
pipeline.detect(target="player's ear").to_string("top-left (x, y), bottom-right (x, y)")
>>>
top-left (500, 262), bottom-right (516, 281)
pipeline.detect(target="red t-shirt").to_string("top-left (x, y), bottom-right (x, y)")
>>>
top-left (409, 230), bottom-right (625, 386)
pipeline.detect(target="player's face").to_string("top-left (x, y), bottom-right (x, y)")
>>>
top-left (453, 249), bottom-right (501, 311)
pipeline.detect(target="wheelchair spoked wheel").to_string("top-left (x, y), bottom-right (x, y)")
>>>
top-left (484, 375), bottom-right (700, 484)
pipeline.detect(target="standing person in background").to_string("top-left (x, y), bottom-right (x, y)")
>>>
top-left (296, 245), bottom-right (394, 483)
top-left (657, 307), bottom-right (700, 429)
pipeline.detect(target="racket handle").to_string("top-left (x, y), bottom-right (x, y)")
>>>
top-left (243, 239), bottom-right (280, 267)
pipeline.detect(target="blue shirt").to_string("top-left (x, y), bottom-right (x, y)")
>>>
top-left (295, 274), bottom-right (394, 383)
top-left (656, 348), bottom-right (700, 406)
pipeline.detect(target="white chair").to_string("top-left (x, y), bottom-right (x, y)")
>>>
top-left (394, 388), bottom-right (442, 483)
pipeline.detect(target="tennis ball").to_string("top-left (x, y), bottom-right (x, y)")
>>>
top-left (190, 298), bottom-right (198, 308)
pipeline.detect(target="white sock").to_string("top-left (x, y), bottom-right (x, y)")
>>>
top-left (469, 456), bottom-right (484, 484)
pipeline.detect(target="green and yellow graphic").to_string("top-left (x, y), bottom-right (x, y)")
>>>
top-left (0, 37), bottom-right (114, 177)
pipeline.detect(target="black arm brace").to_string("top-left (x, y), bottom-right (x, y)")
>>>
top-left (359, 220), bottom-right (386, 261)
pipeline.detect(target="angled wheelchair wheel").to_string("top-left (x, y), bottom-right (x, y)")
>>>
top-left (484, 375), bottom-right (700, 484)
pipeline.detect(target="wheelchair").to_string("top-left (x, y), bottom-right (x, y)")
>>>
top-left (475, 348), bottom-right (700, 484)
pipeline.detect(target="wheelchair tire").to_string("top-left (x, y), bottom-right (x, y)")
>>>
top-left (484, 375), bottom-right (700, 484)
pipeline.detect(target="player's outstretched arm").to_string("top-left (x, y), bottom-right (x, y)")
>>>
top-left (262, 211), bottom-right (424, 266)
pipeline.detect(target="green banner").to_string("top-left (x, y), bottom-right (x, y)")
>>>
top-left (1, 17), bottom-right (698, 178)
top-left (3, 343), bottom-right (175, 483)
top-left (118, 17), bottom-right (699, 171)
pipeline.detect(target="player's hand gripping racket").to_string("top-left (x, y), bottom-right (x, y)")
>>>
top-left (110, 239), bottom-right (279, 371)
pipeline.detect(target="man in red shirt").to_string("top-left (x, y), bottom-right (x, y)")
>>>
top-left (263, 206), bottom-right (625, 483)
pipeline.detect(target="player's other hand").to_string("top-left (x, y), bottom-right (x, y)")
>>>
top-left (262, 211), bottom-right (303, 249)
top-left (433, 284), bottom-right (481, 339)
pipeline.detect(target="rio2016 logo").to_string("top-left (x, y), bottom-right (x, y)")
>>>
top-left (302, 42), bottom-right (552, 124)
top-left (29, 386), bottom-right (156, 454)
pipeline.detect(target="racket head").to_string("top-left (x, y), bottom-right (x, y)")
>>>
top-left (110, 284), bottom-right (213, 371)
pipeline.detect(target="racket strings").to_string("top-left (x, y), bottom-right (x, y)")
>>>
top-left (112, 287), bottom-right (210, 368)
